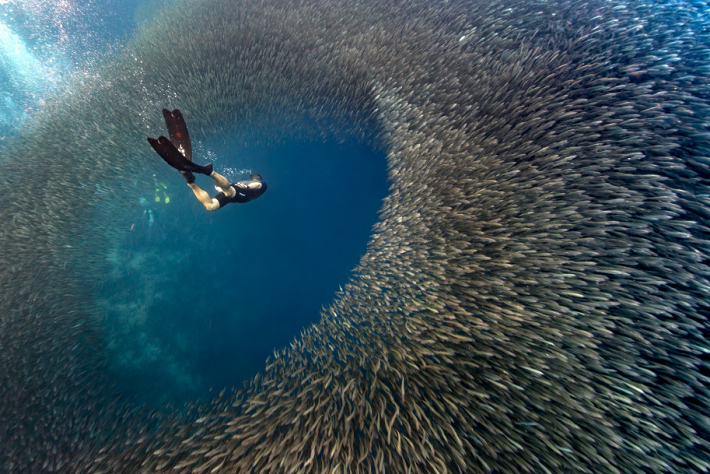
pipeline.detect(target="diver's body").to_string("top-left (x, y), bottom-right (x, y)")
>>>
top-left (187, 173), bottom-right (267, 211)
top-left (147, 109), bottom-right (266, 211)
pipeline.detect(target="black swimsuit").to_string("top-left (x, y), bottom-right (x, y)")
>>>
top-left (214, 180), bottom-right (267, 208)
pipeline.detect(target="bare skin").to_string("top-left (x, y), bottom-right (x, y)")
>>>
top-left (188, 170), bottom-right (235, 211)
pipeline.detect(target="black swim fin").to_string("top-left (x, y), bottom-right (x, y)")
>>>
top-left (162, 109), bottom-right (192, 161)
top-left (162, 109), bottom-right (194, 182)
top-left (180, 170), bottom-right (196, 184)
top-left (147, 136), bottom-right (213, 175)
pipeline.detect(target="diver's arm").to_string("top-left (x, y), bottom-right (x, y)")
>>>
top-left (188, 183), bottom-right (220, 211)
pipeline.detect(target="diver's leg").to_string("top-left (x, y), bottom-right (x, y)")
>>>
top-left (210, 171), bottom-right (236, 197)
top-left (188, 183), bottom-right (220, 211)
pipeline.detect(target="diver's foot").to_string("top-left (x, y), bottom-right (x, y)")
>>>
top-left (200, 163), bottom-right (214, 176)
top-left (180, 170), bottom-right (195, 184)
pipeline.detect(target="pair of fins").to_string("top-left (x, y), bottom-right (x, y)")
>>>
top-left (147, 109), bottom-right (213, 178)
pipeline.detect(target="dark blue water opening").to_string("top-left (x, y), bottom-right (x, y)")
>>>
top-left (97, 134), bottom-right (388, 405)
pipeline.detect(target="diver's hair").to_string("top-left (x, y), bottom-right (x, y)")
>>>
top-left (250, 173), bottom-right (263, 182)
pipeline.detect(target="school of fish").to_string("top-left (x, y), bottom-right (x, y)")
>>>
top-left (0, 0), bottom-right (708, 472)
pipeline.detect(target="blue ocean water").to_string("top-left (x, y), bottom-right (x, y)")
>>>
top-left (97, 137), bottom-right (388, 405)
top-left (1, 0), bottom-right (389, 406)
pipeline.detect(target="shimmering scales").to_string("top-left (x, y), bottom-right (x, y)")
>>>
top-left (1, 0), bottom-right (709, 472)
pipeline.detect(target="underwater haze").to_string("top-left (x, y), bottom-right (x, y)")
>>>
top-left (0, 0), bottom-right (149, 142)
top-left (1, 0), bottom-right (710, 472)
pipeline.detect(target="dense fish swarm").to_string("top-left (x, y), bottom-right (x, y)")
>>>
top-left (1, 0), bottom-right (709, 472)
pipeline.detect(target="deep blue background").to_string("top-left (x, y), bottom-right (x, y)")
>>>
top-left (98, 137), bottom-right (388, 404)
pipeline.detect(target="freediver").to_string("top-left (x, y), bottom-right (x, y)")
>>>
top-left (147, 109), bottom-right (267, 211)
